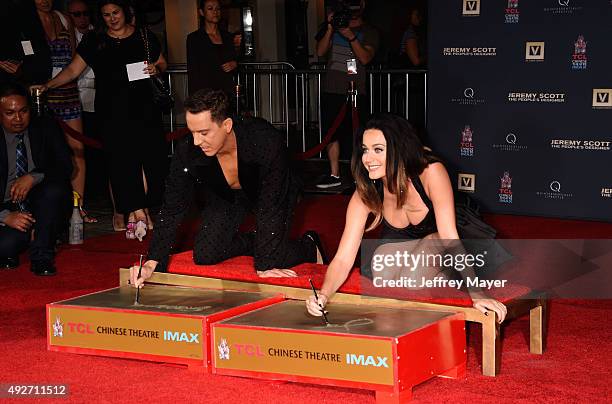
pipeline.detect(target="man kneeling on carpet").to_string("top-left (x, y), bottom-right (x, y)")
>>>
top-left (130, 89), bottom-right (325, 286)
top-left (0, 82), bottom-right (73, 275)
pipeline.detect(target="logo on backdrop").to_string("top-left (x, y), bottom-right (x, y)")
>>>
top-left (602, 188), bottom-right (612, 199)
top-left (505, 0), bottom-right (519, 23)
top-left (462, 0), bottom-right (480, 16)
top-left (571, 35), bottom-right (587, 70)
top-left (458, 173), bottom-right (476, 192)
top-left (592, 89), bottom-right (612, 109)
top-left (536, 181), bottom-right (573, 200)
top-left (499, 171), bottom-right (513, 203)
top-left (53, 317), bottom-right (64, 338)
top-left (544, 0), bottom-right (582, 14)
top-left (443, 47), bottom-right (497, 56)
top-left (218, 338), bottom-right (230, 360)
top-left (451, 88), bottom-right (485, 105)
top-left (493, 133), bottom-right (528, 152)
top-left (525, 42), bottom-right (545, 62)
top-left (550, 139), bottom-right (611, 151)
top-left (460, 125), bottom-right (474, 156)
top-left (508, 92), bottom-right (565, 103)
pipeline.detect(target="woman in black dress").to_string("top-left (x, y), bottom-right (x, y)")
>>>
top-left (186, 0), bottom-right (239, 96)
top-left (35, 0), bottom-right (168, 241)
top-left (306, 114), bottom-right (508, 323)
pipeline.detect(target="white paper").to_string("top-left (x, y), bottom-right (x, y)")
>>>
top-left (125, 61), bottom-right (150, 82)
top-left (21, 41), bottom-right (34, 56)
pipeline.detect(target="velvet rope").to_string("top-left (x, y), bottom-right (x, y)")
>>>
top-left (56, 103), bottom-right (359, 160)
top-left (293, 102), bottom-right (349, 160)
top-left (55, 118), bottom-right (189, 149)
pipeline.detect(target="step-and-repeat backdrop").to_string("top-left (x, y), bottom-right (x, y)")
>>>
top-left (427, 0), bottom-right (612, 221)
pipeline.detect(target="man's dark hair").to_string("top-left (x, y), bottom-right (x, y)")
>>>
top-left (198, 0), bottom-right (218, 9)
top-left (184, 89), bottom-right (229, 123)
top-left (0, 81), bottom-right (28, 101)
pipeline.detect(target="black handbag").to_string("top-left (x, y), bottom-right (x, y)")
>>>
top-left (141, 28), bottom-right (174, 113)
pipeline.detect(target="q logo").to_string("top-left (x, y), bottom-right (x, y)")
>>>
top-left (506, 133), bottom-right (517, 144)
top-left (464, 88), bottom-right (475, 98)
top-left (558, 0), bottom-right (570, 6)
top-left (550, 181), bottom-right (561, 193)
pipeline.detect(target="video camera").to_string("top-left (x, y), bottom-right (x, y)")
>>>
top-left (330, 0), bottom-right (363, 29)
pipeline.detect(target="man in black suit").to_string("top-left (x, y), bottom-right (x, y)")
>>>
top-left (130, 89), bottom-right (326, 287)
top-left (0, 82), bottom-right (72, 275)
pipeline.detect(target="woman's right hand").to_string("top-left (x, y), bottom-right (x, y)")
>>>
top-left (306, 293), bottom-right (329, 316)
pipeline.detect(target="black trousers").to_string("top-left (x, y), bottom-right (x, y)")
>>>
top-left (0, 180), bottom-right (70, 262)
top-left (192, 189), bottom-right (316, 271)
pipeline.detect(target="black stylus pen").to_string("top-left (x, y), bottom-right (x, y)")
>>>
top-left (309, 279), bottom-right (329, 325)
top-left (134, 255), bottom-right (143, 304)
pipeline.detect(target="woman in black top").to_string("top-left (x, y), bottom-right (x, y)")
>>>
top-left (186, 0), bottom-right (238, 96)
top-left (35, 0), bottom-right (169, 242)
top-left (306, 114), bottom-right (508, 322)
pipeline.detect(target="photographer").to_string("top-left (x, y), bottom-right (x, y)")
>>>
top-left (315, 0), bottom-right (378, 190)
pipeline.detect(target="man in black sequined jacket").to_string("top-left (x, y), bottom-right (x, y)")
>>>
top-left (130, 89), bottom-right (323, 286)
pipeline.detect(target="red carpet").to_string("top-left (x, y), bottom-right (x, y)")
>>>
top-left (2, 195), bottom-right (612, 402)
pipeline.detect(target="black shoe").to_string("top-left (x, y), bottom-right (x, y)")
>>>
top-left (316, 175), bottom-right (342, 189)
top-left (0, 256), bottom-right (19, 269)
top-left (31, 260), bottom-right (57, 276)
top-left (303, 231), bottom-right (329, 265)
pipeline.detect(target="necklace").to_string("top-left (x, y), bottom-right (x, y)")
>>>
top-left (107, 27), bottom-right (132, 44)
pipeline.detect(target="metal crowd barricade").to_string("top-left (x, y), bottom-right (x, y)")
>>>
top-left (164, 64), bottom-right (426, 157)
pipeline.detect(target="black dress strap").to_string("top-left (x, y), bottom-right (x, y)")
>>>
top-left (410, 174), bottom-right (433, 210)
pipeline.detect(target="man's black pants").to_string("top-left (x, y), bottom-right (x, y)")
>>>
top-left (0, 181), bottom-right (70, 262)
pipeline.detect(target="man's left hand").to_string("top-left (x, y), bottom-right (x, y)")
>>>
top-left (10, 175), bottom-right (35, 203)
top-left (257, 269), bottom-right (298, 278)
top-left (338, 28), bottom-right (355, 41)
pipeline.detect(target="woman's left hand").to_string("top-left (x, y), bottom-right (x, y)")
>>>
top-left (143, 62), bottom-right (158, 76)
top-left (472, 298), bottom-right (507, 323)
top-left (221, 61), bottom-right (238, 73)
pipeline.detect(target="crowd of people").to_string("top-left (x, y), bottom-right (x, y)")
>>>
top-left (0, 0), bottom-right (502, 319)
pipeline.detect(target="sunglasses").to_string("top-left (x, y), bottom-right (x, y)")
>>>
top-left (70, 11), bottom-right (90, 17)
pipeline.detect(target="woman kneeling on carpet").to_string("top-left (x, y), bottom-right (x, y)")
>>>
top-left (306, 113), bottom-right (507, 322)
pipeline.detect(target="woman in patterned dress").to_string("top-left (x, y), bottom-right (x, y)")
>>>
top-left (34, 0), bottom-right (94, 222)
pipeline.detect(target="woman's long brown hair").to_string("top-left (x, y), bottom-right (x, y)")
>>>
top-left (351, 113), bottom-right (437, 232)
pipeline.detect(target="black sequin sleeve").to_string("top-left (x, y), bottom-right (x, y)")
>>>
top-left (147, 138), bottom-right (195, 272)
top-left (252, 132), bottom-right (293, 271)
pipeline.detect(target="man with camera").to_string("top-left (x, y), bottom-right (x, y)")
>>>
top-left (315, 0), bottom-right (378, 190)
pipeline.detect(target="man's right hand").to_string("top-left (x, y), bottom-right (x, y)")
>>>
top-left (3, 211), bottom-right (35, 232)
top-left (29, 84), bottom-right (48, 94)
top-left (129, 260), bottom-right (158, 288)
